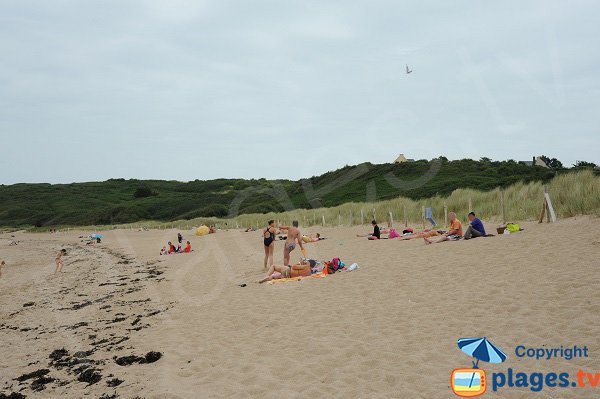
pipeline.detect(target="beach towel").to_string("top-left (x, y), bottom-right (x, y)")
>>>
top-left (267, 273), bottom-right (327, 285)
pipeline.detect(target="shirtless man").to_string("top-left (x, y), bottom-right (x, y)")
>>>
top-left (279, 221), bottom-right (304, 266)
top-left (55, 249), bottom-right (67, 273)
top-left (258, 260), bottom-right (312, 283)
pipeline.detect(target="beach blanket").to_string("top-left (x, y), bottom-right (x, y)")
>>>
top-left (266, 263), bottom-right (360, 284)
top-left (267, 273), bottom-right (327, 285)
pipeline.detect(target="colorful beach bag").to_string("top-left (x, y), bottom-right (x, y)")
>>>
top-left (506, 223), bottom-right (521, 233)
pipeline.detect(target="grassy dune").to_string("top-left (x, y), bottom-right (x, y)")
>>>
top-left (226, 170), bottom-right (600, 229)
top-left (53, 170), bottom-right (598, 232)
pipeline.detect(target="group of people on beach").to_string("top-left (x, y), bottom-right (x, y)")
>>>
top-left (357, 212), bottom-right (488, 244)
top-left (260, 220), bottom-right (324, 283)
top-left (160, 232), bottom-right (192, 255)
top-left (262, 220), bottom-right (307, 268)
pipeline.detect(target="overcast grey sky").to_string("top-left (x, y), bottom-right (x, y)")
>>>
top-left (0, 0), bottom-right (598, 184)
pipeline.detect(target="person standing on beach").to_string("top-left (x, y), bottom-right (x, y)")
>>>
top-left (263, 220), bottom-right (276, 270)
top-left (279, 221), bottom-right (304, 266)
top-left (0, 260), bottom-right (5, 278)
top-left (54, 249), bottom-right (66, 273)
top-left (177, 233), bottom-right (183, 244)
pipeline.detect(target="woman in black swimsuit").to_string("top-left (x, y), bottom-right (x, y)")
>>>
top-left (263, 220), bottom-right (276, 270)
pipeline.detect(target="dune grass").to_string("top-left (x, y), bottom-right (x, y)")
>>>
top-left (46, 170), bottom-right (597, 233)
top-left (223, 170), bottom-right (599, 229)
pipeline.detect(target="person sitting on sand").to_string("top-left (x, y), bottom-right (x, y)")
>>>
top-left (258, 260), bottom-right (313, 283)
top-left (357, 220), bottom-right (381, 240)
top-left (463, 212), bottom-right (486, 239)
top-left (424, 212), bottom-right (462, 244)
top-left (182, 241), bottom-right (192, 253)
top-left (279, 221), bottom-right (305, 266)
top-left (209, 226), bottom-right (217, 234)
top-left (168, 241), bottom-right (179, 254)
top-left (55, 249), bottom-right (66, 273)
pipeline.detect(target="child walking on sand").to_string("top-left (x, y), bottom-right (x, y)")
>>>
top-left (55, 249), bottom-right (67, 273)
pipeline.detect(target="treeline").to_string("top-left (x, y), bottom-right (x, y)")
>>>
top-left (0, 157), bottom-right (596, 227)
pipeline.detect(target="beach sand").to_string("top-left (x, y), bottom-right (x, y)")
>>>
top-left (1, 217), bottom-right (599, 398)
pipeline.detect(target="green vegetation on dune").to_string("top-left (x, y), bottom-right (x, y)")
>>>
top-left (0, 158), bottom-right (595, 228)
top-left (227, 169), bottom-right (600, 229)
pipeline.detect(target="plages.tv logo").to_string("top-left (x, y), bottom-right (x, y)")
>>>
top-left (451, 337), bottom-right (508, 397)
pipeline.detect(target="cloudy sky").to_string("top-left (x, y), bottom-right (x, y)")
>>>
top-left (0, 0), bottom-right (598, 184)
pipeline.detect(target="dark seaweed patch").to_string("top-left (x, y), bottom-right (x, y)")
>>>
top-left (77, 368), bottom-right (101, 385)
top-left (0, 392), bottom-right (27, 399)
top-left (31, 376), bottom-right (55, 391)
top-left (106, 378), bottom-right (123, 387)
top-left (66, 322), bottom-right (88, 330)
top-left (114, 351), bottom-right (162, 366)
top-left (16, 369), bottom-right (50, 382)
top-left (145, 352), bottom-right (162, 363)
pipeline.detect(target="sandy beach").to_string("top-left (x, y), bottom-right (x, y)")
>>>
top-left (1, 217), bottom-right (599, 398)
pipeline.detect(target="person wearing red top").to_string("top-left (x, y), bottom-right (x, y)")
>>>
top-left (182, 241), bottom-right (192, 253)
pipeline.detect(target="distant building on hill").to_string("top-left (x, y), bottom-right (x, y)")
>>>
top-left (394, 154), bottom-right (415, 164)
top-left (520, 156), bottom-right (549, 168)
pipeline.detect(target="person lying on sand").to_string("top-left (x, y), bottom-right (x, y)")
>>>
top-left (357, 220), bottom-right (381, 240)
top-left (463, 212), bottom-right (486, 239)
top-left (279, 221), bottom-right (305, 266)
top-left (398, 230), bottom-right (441, 240)
top-left (55, 249), bottom-right (67, 273)
top-left (424, 212), bottom-right (462, 244)
top-left (302, 233), bottom-right (323, 243)
top-left (258, 260), bottom-right (313, 283)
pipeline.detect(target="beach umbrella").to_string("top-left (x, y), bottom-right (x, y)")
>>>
top-left (195, 226), bottom-right (210, 236)
top-left (458, 337), bottom-right (507, 366)
top-left (458, 337), bottom-right (507, 388)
